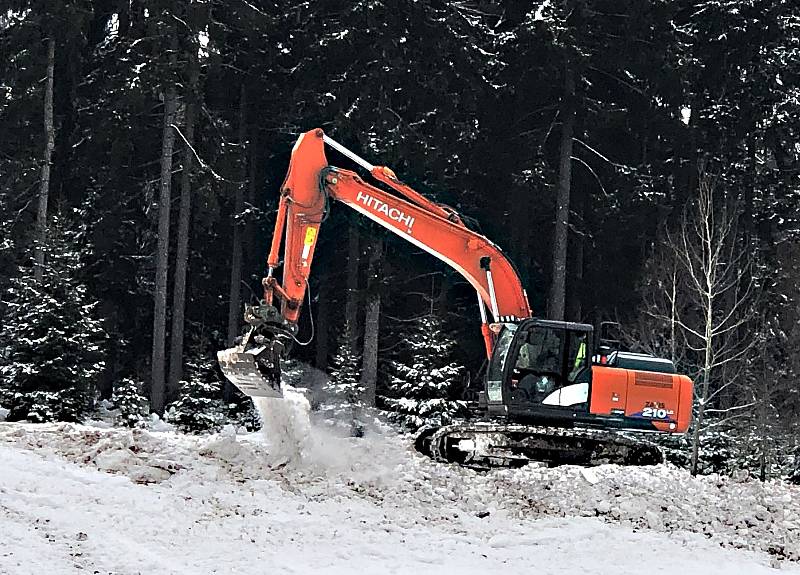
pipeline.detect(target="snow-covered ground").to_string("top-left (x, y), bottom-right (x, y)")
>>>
top-left (1, 408), bottom-right (799, 574)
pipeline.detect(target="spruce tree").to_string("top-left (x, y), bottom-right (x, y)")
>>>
top-left (382, 314), bottom-right (466, 430)
top-left (165, 352), bottom-right (226, 433)
top-left (0, 214), bottom-right (107, 422)
top-left (111, 377), bottom-right (149, 428)
top-left (326, 321), bottom-right (363, 405)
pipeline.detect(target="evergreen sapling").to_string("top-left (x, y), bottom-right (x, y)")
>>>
top-left (326, 321), bottom-right (363, 405)
top-left (382, 314), bottom-right (466, 429)
top-left (111, 377), bottom-right (149, 428)
top-left (166, 353), bottom-right (226, 433)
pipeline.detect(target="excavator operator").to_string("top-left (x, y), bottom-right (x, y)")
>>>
top-left (513, 329), bottom-right (563, 403)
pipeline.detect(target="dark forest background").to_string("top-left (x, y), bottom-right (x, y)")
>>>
top-left (1, 0), bottom-right (799, 478)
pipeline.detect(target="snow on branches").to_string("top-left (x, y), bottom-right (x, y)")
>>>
top-left (381, 314), bottom-right (467, 429)
top-left (0, 214), bottom-right (107, 422)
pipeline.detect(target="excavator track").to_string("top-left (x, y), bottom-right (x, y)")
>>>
top-left (415, 423), bottom-right (664, 469)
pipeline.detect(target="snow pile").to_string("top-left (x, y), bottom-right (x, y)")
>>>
top-left (3, 439), bottom-right (793, 575)
top-left (1, 420), bottom-right (799, 564)
top-left (0, 423), bottom-right (188, 484)
top-left (482, 463), bottom-right (800, 560)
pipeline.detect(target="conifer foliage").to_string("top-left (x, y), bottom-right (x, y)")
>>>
top-left (165, 353), bottom-right (226, 433)
top-left (326, 321), bottom-right (363, 405)
top-left (0, 215), bottom-right (107, 422)
top-left (110, 378), bottom-right (149, 428)
top-left (382, 314), bottom-right (466, 429)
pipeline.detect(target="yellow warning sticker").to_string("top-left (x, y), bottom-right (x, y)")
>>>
top-left (304, 227), bottom-right (317, 245)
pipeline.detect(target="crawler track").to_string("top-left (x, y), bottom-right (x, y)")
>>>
top-left (415, 423), bottom-right (664, 469)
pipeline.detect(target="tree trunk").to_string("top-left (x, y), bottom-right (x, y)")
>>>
top-left (226, 85), bottom-right (247, 349)
top-left (360, 235), bottom-right (383, 406)
top-left (246, 132), bottom-right (258, 272)
top-left (547, 59), bottom-right (576, 321)
top-left (150, 82), bottom-right (178, 415)
top-left (759, 367), bottom-right (768, 482)
top-left (669, 264), bottom-right (678, 365)
top-left (690, 362), bottom-right (710, 476)
top-left (565, 182), bottom-right (586, 322)
top-left (690, 292), bottom-right (714, 476)
top-left (345, 215), bottom-right (360, 351)
top-left (34, 38), bottom-right (55, 284)
top-left (437, 271), bottom-right (451, 317)
top-left (167, 46), bottom-right (199, 396)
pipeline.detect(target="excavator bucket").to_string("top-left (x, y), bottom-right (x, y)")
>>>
top-left (218, 304), bottom-right (293, 398)
top-left (217, 345), bottom-right (283, 398)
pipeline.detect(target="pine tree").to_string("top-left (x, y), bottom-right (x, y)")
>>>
top-left (382, 314), bottom-right (466, 430)
top-left (111, 377), bottom-right (149, 428)
top-left (0, 213), bottom-right (107, 422)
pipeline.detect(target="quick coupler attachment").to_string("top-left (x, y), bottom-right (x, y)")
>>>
top-left (217, 304), bottom-right (295, 398)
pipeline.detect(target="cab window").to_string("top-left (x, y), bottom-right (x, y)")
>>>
top-left (486, 324), bottom-right (516, 402)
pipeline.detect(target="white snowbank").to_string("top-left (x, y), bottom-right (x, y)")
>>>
top-left (1, 420), bottom-right (799, 573)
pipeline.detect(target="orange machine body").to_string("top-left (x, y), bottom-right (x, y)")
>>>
top-left (590, 366), bottom-right (693, 433)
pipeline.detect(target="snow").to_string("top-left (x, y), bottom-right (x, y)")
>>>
top-left (1, 420), bottom-right (799, 574)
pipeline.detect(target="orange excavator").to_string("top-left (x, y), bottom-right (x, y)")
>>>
top-left (218, 128), bottom-right (693, 467)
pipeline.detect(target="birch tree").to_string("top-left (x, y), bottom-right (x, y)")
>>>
top-left (668, 173), bottom-right (758, 475)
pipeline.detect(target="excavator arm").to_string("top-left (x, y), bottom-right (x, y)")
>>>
top-left (218, 128), bottom-right (531, 397)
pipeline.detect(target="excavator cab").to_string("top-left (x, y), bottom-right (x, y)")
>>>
top-left (485, 319), bottom-right (594, 422)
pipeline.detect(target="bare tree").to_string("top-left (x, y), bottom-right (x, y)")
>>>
top-left (34, 38), bottom-right (55, 284)
top-left (666, 172), bottom-right (758, 475)
top-left (632, 240), bottom-right (688, 366)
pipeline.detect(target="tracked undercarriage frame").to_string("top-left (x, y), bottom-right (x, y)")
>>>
top-left (415, 423), bottom-right (664, 469)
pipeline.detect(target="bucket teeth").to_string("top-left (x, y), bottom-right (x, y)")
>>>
top-left (217, 346), bottom-right (283, 398)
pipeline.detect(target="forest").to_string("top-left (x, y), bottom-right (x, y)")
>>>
top-left (1, 0), bottom-right (798, 479)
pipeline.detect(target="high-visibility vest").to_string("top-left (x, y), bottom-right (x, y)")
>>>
top-left (574, 341), bottom-right (586, 371)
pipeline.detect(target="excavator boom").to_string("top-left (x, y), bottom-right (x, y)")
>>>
top-left (268, 129), bottom-right (529, 330)
top-left (219, 129), bottom-right (531, 397)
